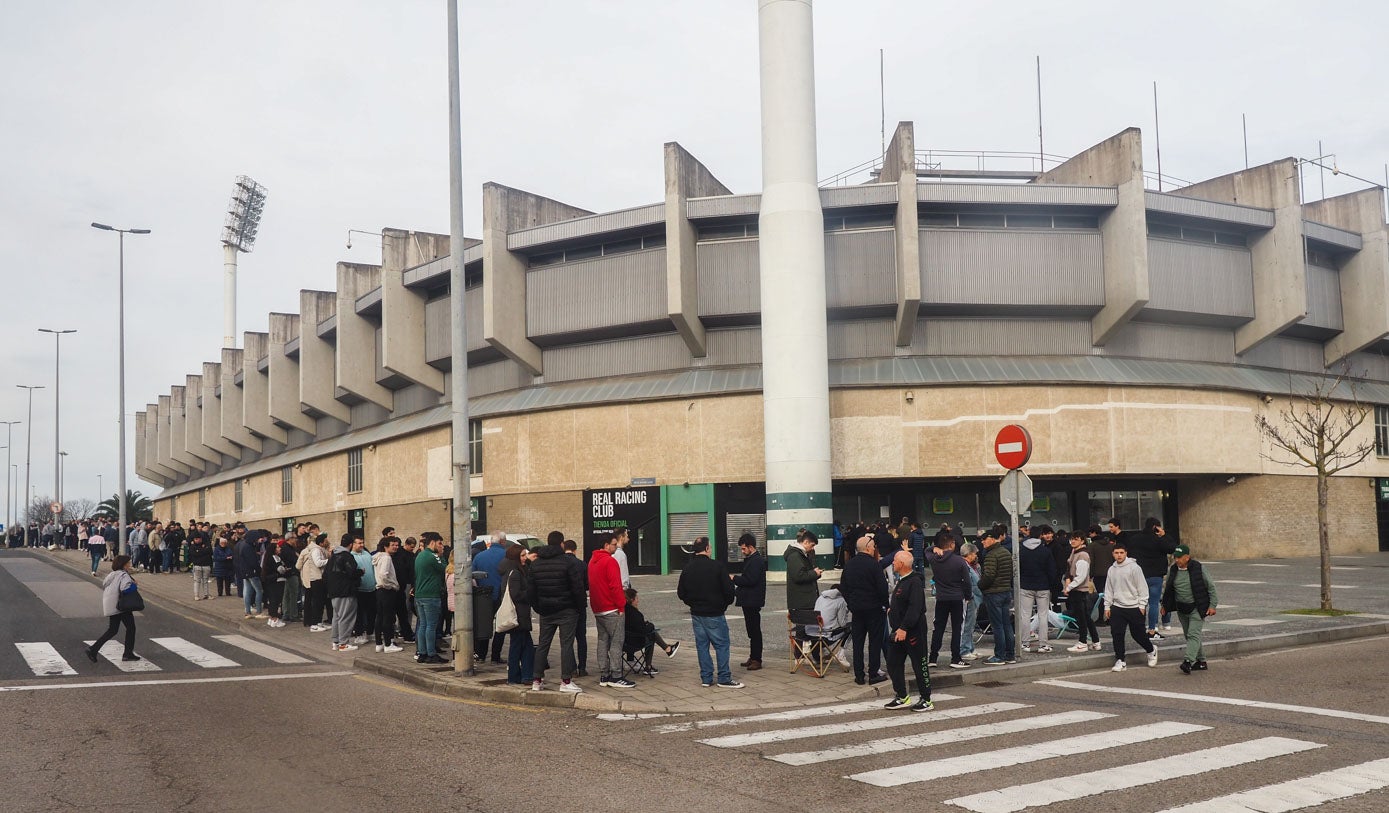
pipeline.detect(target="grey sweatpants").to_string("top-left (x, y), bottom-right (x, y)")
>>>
top-left (595, 612), bottom-right (624, 678)
top-left (331, 596), bottom-right (357, 645)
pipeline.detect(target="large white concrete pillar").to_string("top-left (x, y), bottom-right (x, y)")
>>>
top-left (757, 0), bottom-right (833, 563)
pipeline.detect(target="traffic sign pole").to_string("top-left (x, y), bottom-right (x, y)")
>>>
top-left (1012, 477), bottom-right (1025, 658)
top-left (995, 424), bottom-right (1033, 661)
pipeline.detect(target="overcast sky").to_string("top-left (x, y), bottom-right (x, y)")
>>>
top-left (2, 0), bottom-right (1386, 520)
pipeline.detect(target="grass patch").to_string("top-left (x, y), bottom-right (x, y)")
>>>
top-left (1282, 608), bottom-right (1360, 617)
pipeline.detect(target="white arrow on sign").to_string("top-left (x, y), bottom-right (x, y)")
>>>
top-left (999, 469), bottom-right (1033, 514)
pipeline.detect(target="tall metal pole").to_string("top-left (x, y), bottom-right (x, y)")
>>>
top-left (447, 0), bottom-right (475, 675)
top-left (1242, 113), bottom-right (1249, 169)
top-left (39, 329), bottom-right (76, 521)
top-left (17, 386), bottom-right (43, 545)
top-left (1153, 81), bottom-right (1163, 192)
top-left (224, 243), bottom-right (238, 348)
top-left (1036, 56), bottom-right (1044, 169)
top-left (1, 422), bottom-right (17, 533)
top-left (58, 451), bottom-right (67, 508)
top-left (1318, 140), bottom-right (1326, 201)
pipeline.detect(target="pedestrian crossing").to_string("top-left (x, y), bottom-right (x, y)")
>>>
top-left (9, 635), bottom-right (309, 677)
top-left (634, 694), bottom-right (1389, 812)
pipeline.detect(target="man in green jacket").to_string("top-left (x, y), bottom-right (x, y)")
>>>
top-left (976, 530), bottom-right (1015, 664)
top-left (412, 532), bottom-right (448, 664)
top-left (1159, 544), bottom-right (1218, 675)
top-left (783, 531), bottom-right (823, 611)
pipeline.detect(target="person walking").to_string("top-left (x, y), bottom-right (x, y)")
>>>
top-left (676, 537), bottom-right (741, 688)
top-left (884, 551), bottom-right (933, 712)
top-left (589, 533), bottom-right (633, 689)
top-left (840, 535), bottom-right (889, 685)
top-left (977, 530), bottom-right (1016, 665)
top-left (730, 534), bottom-right (766, 671)
top-left (1160, 544), bottom-right (1218, 674)
top-left (784, 531), bottom-right (823, 611)
top-left (85, 554), bottom-right (142, 663)
top-left (1103, 542), bottom-right (1157, 672)
top-left (85, 524), bottom-right (107, 577)
top-left (1063, 530), bottom-right (1102, 653)
top-left (925, 533), bottom-right (971, 669)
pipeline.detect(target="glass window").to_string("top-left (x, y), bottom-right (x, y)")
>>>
top-left (469, 419), bottom-right (483, 474)
top-left (1053, 214), bottom-right (1100, 229)
top-left (842, 212), bottom-right (895, 230)
top-left (1147, 221), bottom-right (1182, 239)
top-left (563, 244), bottom-right (602, 262)
top-left (528, 252), bottom-right (563, 268)
top-left (697, 223), bottom-right (751, 241)
top-left (281, 466), bottom-right (293, 504)
top-left (1376, 406), bottom-right (1389, 457)
top-left (919, 489), bottom-right (982, 534)
top-left (641, 233), bottom-right (666, 249)
top-left (234, 480), bottom-right (243, 512)
top-left (1215, 231), bottom-right (1247, 247)
top-left (1183, 227), bottom-right (1216, 244)
top-left (919, 212), bottom-right (958, 227)
top-left (198, 489), bottom-right (206, 518)
top-left (347, 448), bottom-right (363, 494)
top-left (1027, 491), bottom-right (1073, 531)
top-left (1005, 213), bottom-right (1054, 229)
top-left (957, 213), bottom-right (1006, 229)
top-left (823, 216), bottom-right (846, 232)
top-left (601, 237), bottom-right (643, 256)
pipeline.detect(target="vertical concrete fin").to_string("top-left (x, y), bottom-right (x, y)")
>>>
top-left (335, 262), bottom-right (393, 410)
top-left (201, 362), bottom-right (242, 457)
top-left (156, 395), bottom-right (192, 476)
top-left (299, 290), bottom-right (350, 422)
top-left (219, 349), bottom-right (262, 453)
top-left (268, 313), bottom-right (317, 434)
top-left (1306, 188), bottom-right (1389, 366)
top-left (1172, 158), bottom-right (1307, 354)
top-left (168, 386), bottom-right (206, 472)
top-left (380, 228), bottom-right (447, 393)
top-left (133, 411), bottom-right (150, 482)
top-left (666, 142), bottom-right (728, 358)
top-left (1036, 127), bottom-right (1148, 345)
top-left (240, 332), bottom-right (288, 444)
top-left (883, 122), bottom-right (921, 346)
top-left (482, 183), bottom-right (592, 375)
top-left (183, 375), bottom-right (221, 466)
top-left (142, 402), bottom-right (178, 481)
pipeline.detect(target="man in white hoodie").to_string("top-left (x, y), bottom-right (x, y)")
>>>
top-left (1102, 542), bottom-right (1157, 672)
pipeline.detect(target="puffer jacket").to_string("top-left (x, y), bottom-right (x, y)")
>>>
top-left (526, 544), bottom-right (585, 616)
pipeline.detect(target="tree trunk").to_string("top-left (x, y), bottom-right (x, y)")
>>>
top-left (1317, 470), bottom-right (1332, 611)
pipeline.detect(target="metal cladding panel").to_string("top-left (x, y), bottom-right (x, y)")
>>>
top-left (1145, 191), bottom-right (1274, 227)
top-left (1146, 238), bottom-right (1255, 318)
top-left (827, 319), bottom-right (896, 359)
top-left (1348, 352), bottom-right (1389, 381)
top-left (1303, 220), bottom-right (1363, 250)
top-left (424, 288), bottom-right (486, 363)
top-left (703, 327), bottom-right (763, 365)
top-left (349, 400), bottom-right (390, 429)
top-left (686, 194), bottom-right (761, 219)
top-left (920, 229), bottom-right (1104, 306)
top-left (825, 231), bottom-right (897, 308)
top-left (820, 184), bottom-right (896, 209)
top-left (391, 382), bottom-right (442, 416)
top-left (526, 249), bottom-right (666, 337)
top-left (507, 203), bottom-right (665, 250)
top-left (911, 318), bottom-right (1093, 356)
top-left (1096, 322), bottom-right (1236, 364)
top-left (1304, 263), bottom-right (1345, 331)
top-left (1237, 336), bottom-right (1327, 374)
top-left (918, 183), bottom-right (1118, 207)
top-left (470, 359), bottom-right (533, 398)
top-left (542, 333), bottom-right (692, 384)
top-left (401, 245), bottom-right (482, 289)
top-left (697, 240), bottom-right (760, 316)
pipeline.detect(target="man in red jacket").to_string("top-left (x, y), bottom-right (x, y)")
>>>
top-left (589, 536), bottom-right (633, 688)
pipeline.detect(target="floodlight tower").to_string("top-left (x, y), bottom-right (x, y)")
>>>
top-left (220, 176), bottom-right (268, 349)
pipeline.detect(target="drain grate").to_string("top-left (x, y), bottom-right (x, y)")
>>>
top-left (973, 680), bottom-right (1011, 688)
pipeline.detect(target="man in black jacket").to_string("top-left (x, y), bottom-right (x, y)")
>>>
top-left (884, 551), bottom-right (932, 712)
top-left (392, 537), bottom-right (418, 643)
top-left (840, 535), bottom-right (889, 685)
top-left (677, 537), bottom-right (741, 689)
top-left (925, 532), bottom-right (971, 668)
top-left (526, 531), bottom-right (587, 693)
top-left (730, 534), bottom-right (766, 671)
top-left (1127, 517), bottom-right (1178, 637)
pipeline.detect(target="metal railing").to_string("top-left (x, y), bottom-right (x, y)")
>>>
top-left (821, 148), bottom-right (1195, 191)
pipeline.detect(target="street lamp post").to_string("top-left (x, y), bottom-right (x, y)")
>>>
top-left (17, 386), bottom-right (44, 546)
top-left (0, 421), bottom-right (17, 536)
top-left (92, 223), bottom-right (150, 555)
top-left (58, 451), bottom-right (68, 511)
top-left (39, 329), bottom-right (76, 523)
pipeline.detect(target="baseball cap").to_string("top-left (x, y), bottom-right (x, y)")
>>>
top-left (1172, 544), bottom-right (1190, 557)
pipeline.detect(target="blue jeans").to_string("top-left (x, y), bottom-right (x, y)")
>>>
top-left (163, 547), bottom-right (175, 572)
top-left (690, 614), bottom-right (732, 685)
top-left (242, 576), bottom-right (263, 615)
top-left (508, 630), bottom-right (535, 683)
top-left (89, 547), bottom-right (106, 574)
top-left (961, 587), bottom-right (982, 656)
top-left (983, 592), bottom-right (1015, 660)
top-left (415, 597), bottom-right (442, 657)
top-left (1145, 576), bottom-right (1164, 631)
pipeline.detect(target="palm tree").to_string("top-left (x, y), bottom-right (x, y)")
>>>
top-left (94, 490), bottom-right (155, 523)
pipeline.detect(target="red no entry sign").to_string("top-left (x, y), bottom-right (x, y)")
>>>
top-left (994, 424), bottom-right (1032, 470)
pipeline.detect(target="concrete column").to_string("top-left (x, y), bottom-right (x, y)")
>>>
top-left (134, 411), bottom-right (151, 483)
top-left (1173, 158), bottom-right (1305, 354)
top-left (219, 349), bottom-right (262, 453)
top-left (155, 396), bottom-right (192, 477)
top-left (142, 402), bottom-right (179, 481)
top-left (201, 362), bottom-right (242, 458)
top-left (381, 228), bottom-right (449, 393)
top-left (882, 121), bottom-right (921, 347)
top-left (665, 142), bottom-right (731, 357)
top-left (267, 313), bottom-right (317, 434)
top-left (336, 262), bottom-right (393, 410)
top-left (1305, 188), bottom-right (1389, 365)
top-left (168, 386), bottom-right (205, 472)
top-left (1035, 127), bottom-right (1148, 345)
top-left (298, 290), bottom-right (350, 422)
top-left (183, 375), bottom-right (222, 466)
top-left (482, 183), bottom-right (593, 376)
top-left (756, 0), bottom-right (834, 558)
top-left (242, 331), bottom-right (288, 444)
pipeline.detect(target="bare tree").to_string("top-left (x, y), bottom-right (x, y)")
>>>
top-left (64, 498), bottom-right (98, 521)
top-left (1255, 365), bottom-right (1375, 610)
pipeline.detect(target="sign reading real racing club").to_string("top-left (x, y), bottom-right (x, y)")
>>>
top-left (582, 486), bottom-right (659, 559)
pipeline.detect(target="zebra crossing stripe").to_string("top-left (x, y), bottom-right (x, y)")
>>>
top-left (14, 643), bottom-right (76, 677)
top-left (211, 635), bottom-right (311, 664)
top-left (770, 710), bottom-right (1112, 766)
top-left (849, 721), bottom-right (1209, 788)
top-left (84, 641), bottom-right (161, 673)
top-left (699, 701), bottom-right (1020, 748)
top-left (148, 637), bottom-right (239, 668)
top-left (1149, 756), bottom-right (1389, 813)
top-left (1035, 679), bottom-right (1389, 726)
top-left (946, 736), bottom-right (1323, 812)
top-left (655, 693), bottom-right (963, 733)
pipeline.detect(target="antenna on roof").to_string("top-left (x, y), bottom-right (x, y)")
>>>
top-left (879, 48), bottom-right (886, 157)
top-left (1242, 113), bottom-right (1249, 169)
top-left (1152, 82), bottom-right (1163, 192)
top-left (1036, 56), bottom-right (1045, 172)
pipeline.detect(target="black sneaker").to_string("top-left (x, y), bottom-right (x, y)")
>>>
top-left (120, 654), bottom-right (141, 662)
top-left (1179, 660), bottom-right (1193, 675)
top-left (666, 641), bottom-right (680, 658)
top-left (911, 698), bottom-right (935, 712)
top-left (1194, 660), bottom-right (1208, 671)
top-left (84, 648), bottom-right (98, 664)
top-left (884, 696), bottom-right (911, 710)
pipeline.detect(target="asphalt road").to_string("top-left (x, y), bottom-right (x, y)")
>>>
top-left (3, 546), bottom-right (1388, 812)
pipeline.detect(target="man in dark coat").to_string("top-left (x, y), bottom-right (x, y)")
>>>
top-left (730, 534), bottom-right (767, 671)
top-left (527, 531), bottom-right (587, 692)
top-left (884, 551), bottom-right (933, 712)
top-left (783, 532), bottom-right (823, 611)
top-left (677, 536), bottom-right (740, 689)
top-left (840, 535), bottom-right (889, 685)
top-left (925, 532), bottom-right (971, 668)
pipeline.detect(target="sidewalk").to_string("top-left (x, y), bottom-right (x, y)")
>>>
top-left (36, 547), bottom-right (1389, 713)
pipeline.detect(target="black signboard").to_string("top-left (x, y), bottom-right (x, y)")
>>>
top-left (583, 486), bottom-right (660, 573)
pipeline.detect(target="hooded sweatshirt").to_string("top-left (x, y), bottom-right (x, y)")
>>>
top-left (1018, 537), bottom-right (1058, 592)
top-left (1103, 557), bottom-right (1149, 613)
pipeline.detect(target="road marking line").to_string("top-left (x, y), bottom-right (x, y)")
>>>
top-left (1149, 756), bottom-right (1389, 812)
top-left (212, 635), bottom-right (311, 664)
top-left (947, 736), bottom-right (1323, 812)
top-left (1248, 563), bottom-right (1290, 567)
top-left (1300, 584), bottom-right (1357, 588)
top-left (770, 709), bottom-right (1108, 766)
top-left (14, 643), bottom-right (76, 677)
top-left (596, 713), bottom-right (678, 721)
top-left (0, 671), bottom-right (352, 692)
top-left (149, 637), bottom-right (238, 668)
top-left (1219, 580), bottom-right (1266, 585)
top-left (699, 701), bottom-right (1023, 748)
top-left (1035, 678), bottom-right (1389, 725)
top-left (848, 721), bottom-right (1208, 788)
top-left (653, 693), bottom-right (963, 733)
top-left (1210, 618), bottom-right (1285, 626)
top-left (84, 640), bottom-right (160, 672)
top-left (1329, 566), bottom-right (1363, 570)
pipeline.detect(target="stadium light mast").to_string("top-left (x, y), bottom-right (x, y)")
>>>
top-left (220, 176), bottom-right (268, 349)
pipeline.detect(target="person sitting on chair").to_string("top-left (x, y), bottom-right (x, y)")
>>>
top-left (807, 584), bottom-right (852, 668)
top-left (623, 587), bottom-right (679, 675)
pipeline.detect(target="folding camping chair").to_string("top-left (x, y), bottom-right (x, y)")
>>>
top-left (787, 609), bottom-right (849, 678)
top-left (621, 626), bottom-right (658, 680)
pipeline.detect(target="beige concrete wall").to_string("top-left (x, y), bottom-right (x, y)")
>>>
top-left (1179, 473), bottom-right (1378, 559)
top-left (364, 500), bottom-right (452, 544)
top-left (488, 490), bottom-right (582, 542)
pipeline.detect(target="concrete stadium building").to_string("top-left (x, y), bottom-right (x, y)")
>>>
top-left (138, 121), bottom-right (1389, 571)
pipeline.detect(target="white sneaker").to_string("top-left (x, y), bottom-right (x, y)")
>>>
top-left (375, 644), bottom-right (384, 653)
top-left (531, 679), bottom-right (544, 692)
top-left (1160, 624), bottom-right (1172, 632)
top-left (1112, 660), bottom-right (1126, 672)
top-left (1089, 642), bottom-right (1102, 651)
top-left (961, 652), bottom-right (982, 661)
top-left (559, 681), bottom-right (583, 693)
top-left (309, 624), bottom-right (327, 632)
top-left (383, 644), bottom-right (404, 653)
top-left (1147, 650), bottom-right (1159, 668)
top-left (338, 643), bottom-right (359, 652)
top-left (1067, 643), bottom-right (1090, 653)
top-left (835, 651), bottom-right (851, 668)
